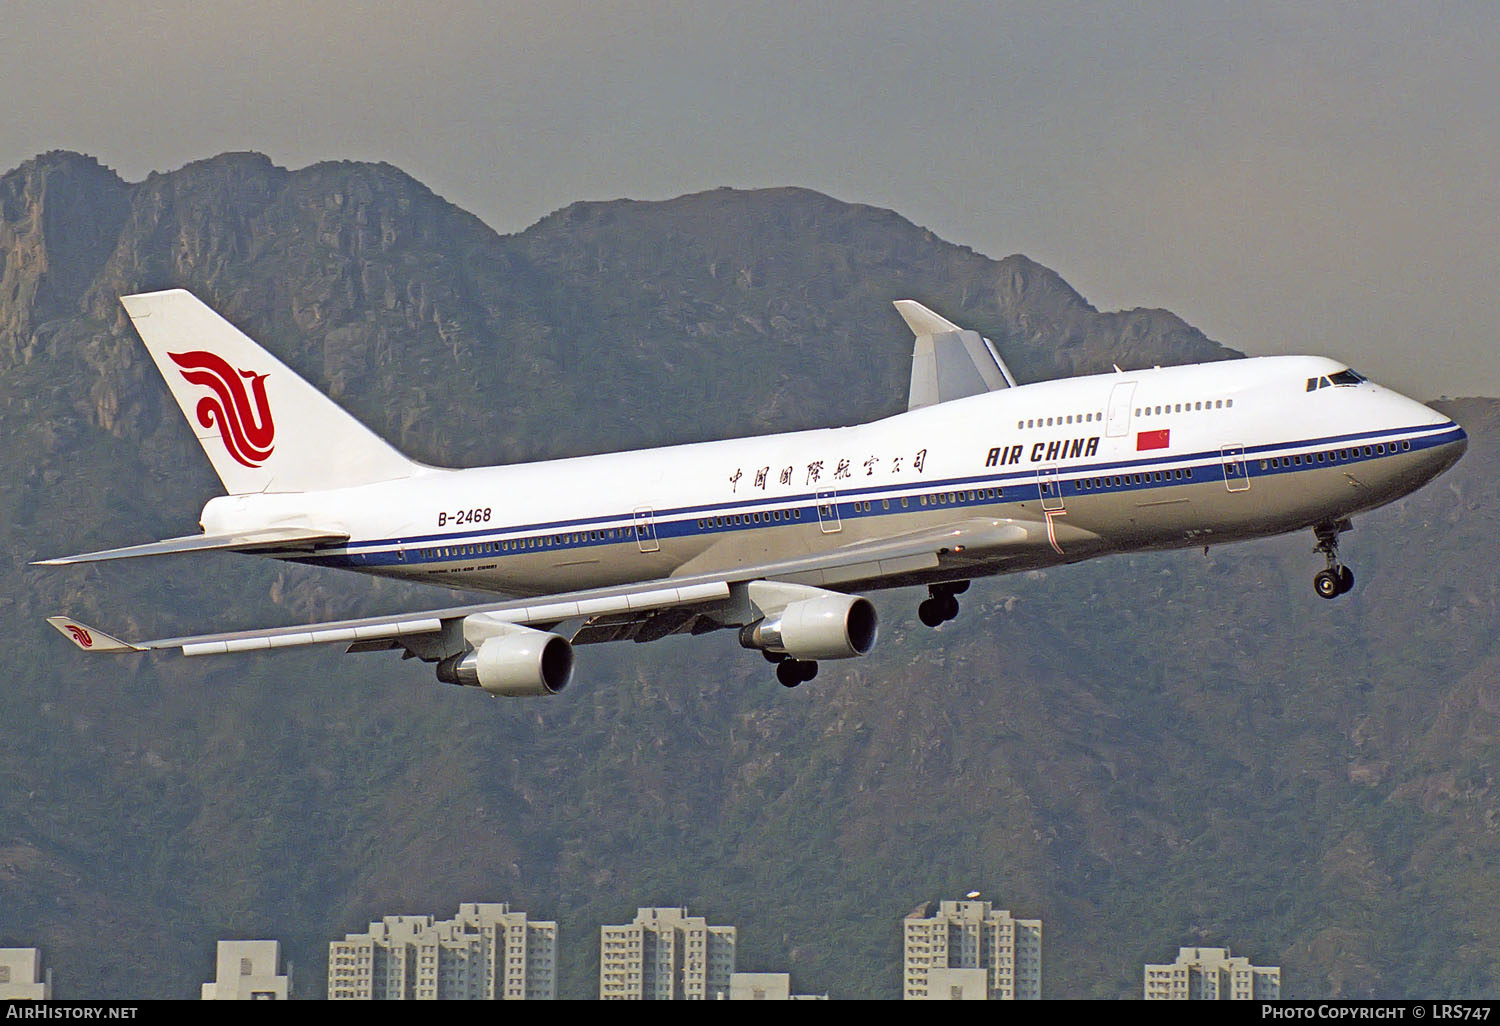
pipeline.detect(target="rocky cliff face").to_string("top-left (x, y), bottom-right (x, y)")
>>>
top-left (1, 153), bottom-right (1240, 463)
top-left (0, 152), bottom-right (130, 368)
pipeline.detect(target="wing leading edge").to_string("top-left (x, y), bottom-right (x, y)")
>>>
top-left (47, 517), bottom-right (1059, 658)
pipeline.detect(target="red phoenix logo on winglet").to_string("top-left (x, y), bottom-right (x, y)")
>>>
top-left (65, 625), bottom-right (93, 648)
top-left (168, 351), bottom-right (275, 468)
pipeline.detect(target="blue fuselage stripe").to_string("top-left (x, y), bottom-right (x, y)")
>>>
top-left (278, 422), bottom-right (1463, 570)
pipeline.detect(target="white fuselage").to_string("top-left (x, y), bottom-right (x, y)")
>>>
top-left (201, 355), bottom-right (1466, 596)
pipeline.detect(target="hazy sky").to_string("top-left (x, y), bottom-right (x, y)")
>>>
top-left (3, 1), bottom-right (1496, 397)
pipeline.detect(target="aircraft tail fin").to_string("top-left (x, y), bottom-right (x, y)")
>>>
top-left (895, 300), bottom-right (1017, 411)
top-left (121, 290), bottom-right (420, 494)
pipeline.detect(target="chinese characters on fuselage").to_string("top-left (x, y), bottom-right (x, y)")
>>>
top-left (728, 448), bottom-right (928, 492)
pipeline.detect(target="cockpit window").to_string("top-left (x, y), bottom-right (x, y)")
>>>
top-left (1307, 369), bottom-right (1367, 392)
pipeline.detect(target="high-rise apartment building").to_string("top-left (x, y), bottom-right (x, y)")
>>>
top-left (727, 972), bottom-right (828, 1000)
top-left (903, 899), bottom-right (1042, 1000)
top-left (201, 940), bottom-right (292, 1000)
top-left (0, 949), bottom-right (52, 1000)
top-left (599, 907), bottom-right (736, 1000)
top-left (329, 902), bottom-right (557, 1000)
top-left (1144, 946), bottom-right (1281, 1000)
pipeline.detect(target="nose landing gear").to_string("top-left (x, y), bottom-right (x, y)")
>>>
top-left (918, 580), bottom-right (969, 627)
top-left (1313, 520), bottom-right (1355, 599)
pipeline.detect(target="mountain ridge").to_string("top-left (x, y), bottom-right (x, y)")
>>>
top-left (0, 151), bottom-right (1494, 999)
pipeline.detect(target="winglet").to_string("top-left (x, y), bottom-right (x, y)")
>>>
top-left (893, 300), bottom-right (963, 336)
top-left (46, 617), bottom-right (142, 653)
top-left (895, 300), bottom-right (1018, 411)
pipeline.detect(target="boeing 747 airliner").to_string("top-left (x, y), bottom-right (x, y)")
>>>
top-left (40, 290), bottom-right (1466, 694)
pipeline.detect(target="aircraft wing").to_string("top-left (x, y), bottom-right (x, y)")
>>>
top-left (46, 516), bottom-right (1054, 658)
top-left (34, 526), bottom-right (349, 566)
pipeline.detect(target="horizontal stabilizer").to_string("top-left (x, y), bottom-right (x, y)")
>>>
top-left (34, 526), bottom-right (348, 566)
top-left (896, 300), bottom-right (1018, 411)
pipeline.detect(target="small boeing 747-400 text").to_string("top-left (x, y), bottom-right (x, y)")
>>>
top-left (41, 290), bottom-right (1466, 694)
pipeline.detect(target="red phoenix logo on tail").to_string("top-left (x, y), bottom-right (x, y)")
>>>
top-left (168, 351), bottom-right (275, 468)
top-left (65, 624), bottom-right (93, 648)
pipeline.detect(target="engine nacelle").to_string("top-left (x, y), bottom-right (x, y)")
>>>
top-left (738, 593), bottom-right (878, 660)
top-left (435, 624), bottom-right (573, 697)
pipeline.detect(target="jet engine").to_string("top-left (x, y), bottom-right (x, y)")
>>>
top-left (738, 593), bottom-right (878, 661)
top-left (435, 623), bottom-right (573, 697)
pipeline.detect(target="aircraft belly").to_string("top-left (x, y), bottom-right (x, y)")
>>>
top-left (1063, 457), bottom-right (1398, 552)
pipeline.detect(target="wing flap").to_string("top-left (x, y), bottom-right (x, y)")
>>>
top-left (34, 527), bottom-right (349, 566)
top-left (776, 552), bottom-right (941, 588)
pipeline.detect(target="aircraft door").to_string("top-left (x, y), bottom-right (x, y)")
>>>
top-left (1038, 467), bottom-right (1066, 512)
top-left (1106, 382), bottom-right (1137, 437)
top-left (815, 490), bottom-right (842, 533)
top-left (1221, 445), bottom-right (1251, 492)
top-left (632, 506), bottom-right (661, 552)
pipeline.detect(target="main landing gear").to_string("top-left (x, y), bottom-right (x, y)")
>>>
top-left (764, 651), bottom-right (819, 688)
top-left (1312, 519), bottom-right (1355, 599)
top-left (918, 580), bottom-right (969, 627)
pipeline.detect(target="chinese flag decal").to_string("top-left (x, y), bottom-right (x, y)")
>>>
top-left (1137, 429), bottom-right (1170, 451)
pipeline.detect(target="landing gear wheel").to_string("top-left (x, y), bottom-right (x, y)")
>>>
top-left (919, 582), bottom-right (967, 627)
top-left (776, 659), bottom-right (819, 687)
top-left (1312, 519), bottom-right (1355, 600)
top-left (763, 650), bottom-right (785, 664)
